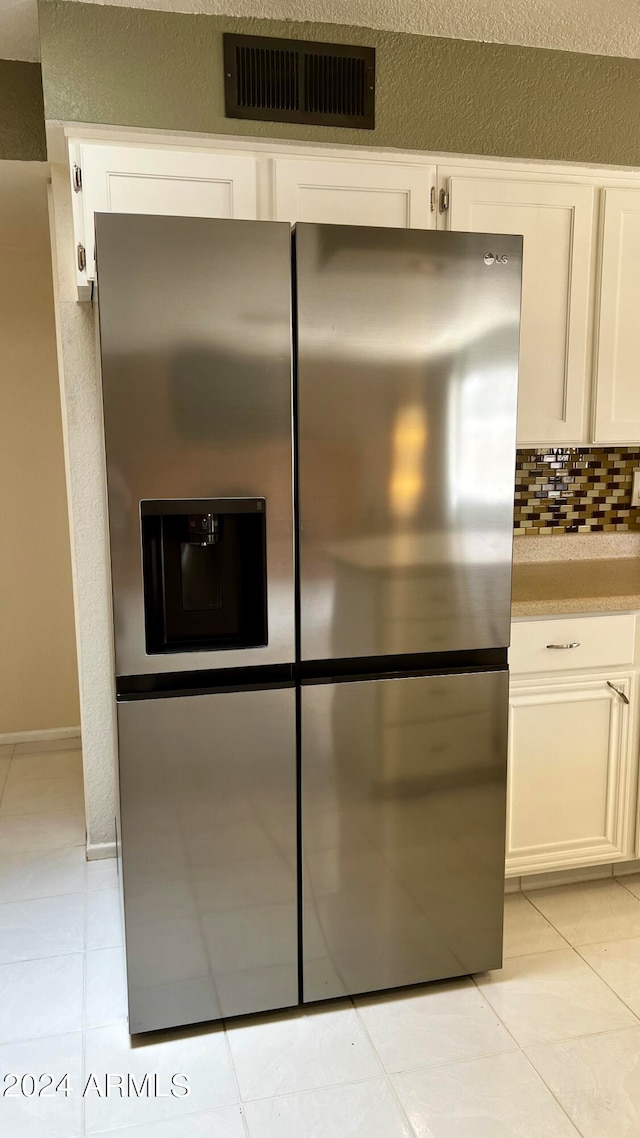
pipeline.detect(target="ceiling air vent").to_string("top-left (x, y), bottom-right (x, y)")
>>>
top-left (223, 34), bottom-right (375, 129)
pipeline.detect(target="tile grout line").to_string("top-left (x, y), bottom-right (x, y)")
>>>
top-left (348, 993), bottom-right (441, 1137)
top-left (237, 1071), bottom-right (390, 1107)
top-left (522, 886), bottom-right (640, 1018)
top-left (615, 875), bottom-right (640, 901)
top-left (221, 1022), bottom-right (252, 1137)
top-left (486, 895), bottom-right (640, 1045)
top-left (0, 879), bottom-right (116, 909)
top-left (518, 1047), bottom-right (586, 1137)
top-left (572, 943), bottom-right (640, 1024)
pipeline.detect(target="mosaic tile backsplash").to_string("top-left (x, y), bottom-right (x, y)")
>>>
top-left (514, 448), bottom-right (640, 535)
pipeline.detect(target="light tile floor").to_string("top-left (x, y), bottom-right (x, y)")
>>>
top-left (2, 742), bottom-right (640, 1135)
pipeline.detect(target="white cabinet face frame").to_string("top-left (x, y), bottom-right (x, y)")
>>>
top-left (506, 672), bottom-right (635, 877)
top-left (71, 142), bottom-right (259, 287)
top-left (442, 173), bottom-right (596, 446)
top-left (593, 187), bottom-right (640, 444)
top-left (271, 156), bottom-right (436, 228)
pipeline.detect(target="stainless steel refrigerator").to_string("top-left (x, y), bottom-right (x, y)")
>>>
top-left (95, 213), bottom-right (522, 1034)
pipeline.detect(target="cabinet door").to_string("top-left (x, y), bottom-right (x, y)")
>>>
top-left (447, 176), bottom-right (595, 445)
top-left (73, 142), bottom-right (258, 287)
top-left (506, 674), bottom-right (634, 877)
top-left (593, 188), bottom-right (640, 443)
top-left (273, 157), bottom-right (435, 228)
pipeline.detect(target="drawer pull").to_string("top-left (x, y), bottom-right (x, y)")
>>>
top-left (607, 681), bottom-right (630, 705)
top-left (546, 642), bottom-right (580, 650)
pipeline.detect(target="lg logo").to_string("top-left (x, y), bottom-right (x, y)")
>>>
top-left (483, 252), bottom-right (509, 265)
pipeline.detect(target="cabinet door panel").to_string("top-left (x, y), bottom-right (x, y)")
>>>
top-left (507, 675), bottom-right (633, 877)
top-left (273, 157), bottom-right (435, 228)
top-left (594, 188), bottom-right (640, 442)
top-left (76, 144), bottom-right (258, 284)
top-left (448, 176), bottom-right (595, 444)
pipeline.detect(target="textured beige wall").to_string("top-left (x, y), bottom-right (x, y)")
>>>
top-left (0, 60), bottom-right (45, 160)
top-left (38, 2), bottom-right (640, 167)
top-left (59, 0), bottom-right (640, 60)
top-left (0, 162), bottom-right (79, 733)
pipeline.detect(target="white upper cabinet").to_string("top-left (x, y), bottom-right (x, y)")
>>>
top-left (70, 142), bottom-right (258, 290)
top-left (272, 157), bottom-right (435, 228)
top-left (593, 188), bottom-right (640, 443)
top-left (445, 175), bottom-right (596, 445)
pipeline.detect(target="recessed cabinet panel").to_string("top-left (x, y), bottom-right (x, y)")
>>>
top-left (507, 674), bottom-right (634, 876)
top-left (593, 188), bottom-right (640, 442)
top-left (273, 157), bottom-right (435, 228)
top-left (73, 142), bottom-right (258, 286)
top-left (447, 176), bottom-right (595, 445)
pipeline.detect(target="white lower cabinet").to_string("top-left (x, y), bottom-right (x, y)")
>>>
top-left (506, 672), bottom-right (635, 877)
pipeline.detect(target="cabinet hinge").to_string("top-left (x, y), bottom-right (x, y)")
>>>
top-left (439, 188), bottom-right (450, 213)
top-left (72, 164), bottom-right (82, 193)
top-left (77, 243), bottom-right (87, 273)
top-left (430, 186), bottom-right (436, 213)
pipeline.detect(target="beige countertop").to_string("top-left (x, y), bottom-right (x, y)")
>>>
top-left (512, 558), bottom-right (640, 617)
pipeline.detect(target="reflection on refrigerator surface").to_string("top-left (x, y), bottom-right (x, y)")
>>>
top-left (118, 687), bottom-right (298, 1031)
top-left (296, 224), bottom-right (521, 662)
top-left (302, 670), bottom-right (508, 1001)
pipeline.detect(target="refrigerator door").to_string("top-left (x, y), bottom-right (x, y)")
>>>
top-left (117, 685), bottom-right (298, 1033)
top-left (295, 224), bottom-right (522, 663)
top-left (96, 214), bottom-right (294, 676)
top-left (301, 669), bottom-right (508, 1001)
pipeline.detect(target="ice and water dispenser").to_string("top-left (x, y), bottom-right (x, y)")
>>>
top-left (140, 498), bottom-right (267, 654)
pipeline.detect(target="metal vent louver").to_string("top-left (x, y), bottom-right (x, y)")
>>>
top-left (223, 34), bottom-right (375, 129)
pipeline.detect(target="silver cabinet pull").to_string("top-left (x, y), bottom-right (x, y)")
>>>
top-left (607, 681), bottom-right (630, 705)
top-left (546, 642), bottom-right (580, 649)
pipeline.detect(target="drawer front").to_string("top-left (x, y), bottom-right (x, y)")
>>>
top-left (510, 614), bottom-right (636, 674)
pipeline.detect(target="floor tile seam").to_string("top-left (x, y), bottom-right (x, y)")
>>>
top-left (0, 806), bottom-right (86, 821)
top-left (382, 1069), bottom-right (422, 1138)
top-left (235, 1071), bottom-right (388, 1106)
top-left (517, 1046), bottom-right (585, 1136)
top-left (221, 1024), bottom-right (252, 1135)
top-left (346, 997), bottom-right (421, 1136)
top-left (613, 876), bottom-right (640, 902)
top-left (349, 996), bottom-right (404, 1079)
top-left (377, 1040), bottom-right (525, 1078)
top-left (84, 1103), bottom-right (246, 1137)
top-left (467, 972), bottom-right (526, 1049)
top-left (0, 833), bottom-right (86, 850)
top-left (511, 1020), bottom-right (640, 1051)
top-left (572, 943), bottom-right (640, 1022)
top-left (503, 943), bottom-right (578, 961)
top-left (523, 1021), bottom-right (640, 1058)
top-left (0, 887), bottom-right (87, 908)
top-left (0, 946), bottom-right (87, 967)
top-left (0, 1025), bottom-right (84, 1048)
top-left (519, 892), bottom-right (580, 948)
top-left (3, 768), bottom-right (84, 784)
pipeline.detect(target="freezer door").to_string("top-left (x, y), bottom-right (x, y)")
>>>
top-left (96, 214), bottom-right (294, 675)
top-left (301, 670), bottom-right (508, 1001)
top-left (295, 224), bottom-right (522, 662)
top-left (117, 686), bottom-right (298, 1033)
